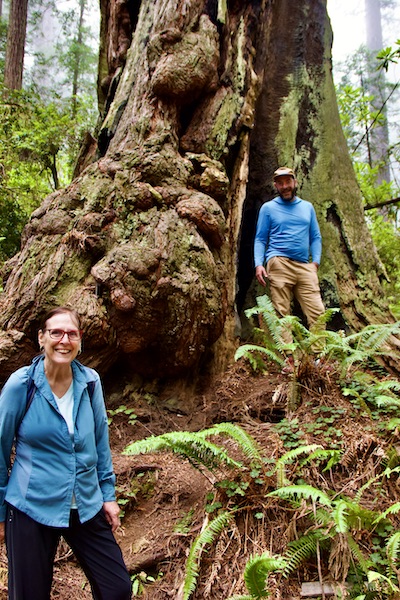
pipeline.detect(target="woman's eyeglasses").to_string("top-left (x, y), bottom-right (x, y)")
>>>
top-left (45, 329), bottom-right (82, 341)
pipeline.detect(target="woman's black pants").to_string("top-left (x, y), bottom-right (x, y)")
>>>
top-left (5, 505), bottom-right (132, 600)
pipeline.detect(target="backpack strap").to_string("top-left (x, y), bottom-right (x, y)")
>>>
top-left (18, 378), bottom-right (96, 431)
top-left (25, 377), bottom-right (36, 416)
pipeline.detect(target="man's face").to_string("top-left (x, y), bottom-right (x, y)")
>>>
top-left (274, 175), bottom-right (297, 201)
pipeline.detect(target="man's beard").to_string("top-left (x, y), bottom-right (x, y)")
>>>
top-left (279, 187), bottom-right (297, 201)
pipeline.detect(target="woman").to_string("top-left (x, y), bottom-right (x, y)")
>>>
top-left (0, 307), bottom-right (132, 600)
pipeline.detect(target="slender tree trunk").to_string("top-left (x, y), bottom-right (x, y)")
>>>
top-left (71, 0), bottom-right (85, 118)
top-left (3, 0), bottom-right (28, 90)
top-left (365, 0), bottom-right (390, 184)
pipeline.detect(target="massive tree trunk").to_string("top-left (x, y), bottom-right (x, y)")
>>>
top-left (0, 0), bottom-right (396, 384)
top-left (3, 0), bottom-right (28, 89)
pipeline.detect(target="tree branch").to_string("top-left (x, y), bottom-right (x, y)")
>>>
top-left (364, 197), bottom-right (400, 210)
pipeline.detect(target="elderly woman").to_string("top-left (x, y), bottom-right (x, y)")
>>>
top-left (0, 307), bottom-right (132, 600)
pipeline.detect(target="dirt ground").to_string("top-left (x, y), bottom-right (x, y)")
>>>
top-left (0, 358), bottom-right (397, 599)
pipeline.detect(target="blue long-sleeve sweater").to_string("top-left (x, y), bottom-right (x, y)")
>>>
top-left (254, 196), bottom-right (322, 267)
top-left (0, 356), bottom-right (116, 527)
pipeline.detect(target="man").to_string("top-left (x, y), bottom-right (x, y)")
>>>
top-left (254, 167), bottom-right (324, 370)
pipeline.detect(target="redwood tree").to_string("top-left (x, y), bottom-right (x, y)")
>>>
top-left (0, 0), bottom-right (397, 383)
top-left (3, 0), bottom-right (28, 89)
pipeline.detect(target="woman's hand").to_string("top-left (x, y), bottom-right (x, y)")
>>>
top-left (103, 501), bottom-right (121, 533)
top-left (0, 521), bottom-right (5, 543)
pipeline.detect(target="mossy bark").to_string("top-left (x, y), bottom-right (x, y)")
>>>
top-left (0, 0), bottom-right (396, 383)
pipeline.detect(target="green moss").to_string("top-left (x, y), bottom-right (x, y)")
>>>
top-left (208, 92), bottom-right (243, 159)
top-left (217, 0), bottom-right (227, 24)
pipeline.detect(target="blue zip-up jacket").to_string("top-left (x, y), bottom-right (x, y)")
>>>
top-left (254, 196), bottom-right (322, 267)
top-left (0, 356), bottom-right (116, 527)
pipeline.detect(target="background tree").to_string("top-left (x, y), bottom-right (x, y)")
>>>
top-left (3, 0), bottom-right (28, 89)
top-left (0, 0), bottom-right (99, 264)
top-left (334, 3), bottom-right (400, 317)
top-left (0, 0), bottom-right (398, 384)
top-left (365, 0), bottom-right (391, 184)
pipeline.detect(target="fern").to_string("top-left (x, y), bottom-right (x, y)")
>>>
top-left (323, 321), bottom-right (400, 377)
top-left (347, 534), bottom-right (371, 575)
top-left (331, 499), bottom-right (350, 534)
top-left (234, 344), bottom-right (284, 370)
top-left (267, 484), bottom-right (332, 507)
top-left (182, 511), bottom-right (234, 599)
top-left (386, 531), bottom-right (400, 566)
top-left (374, 501), bottom-right (400, 522)
top-left (242, 553), bottom-right (287, 598)
top-left (274, 444), bottom-right (323, 487)
top-left (124, 431), bottom-right (243, 471)
top-left (197, 422), bottom-right (263, 465)
top-left (282, 531), bottom-right (326, 578)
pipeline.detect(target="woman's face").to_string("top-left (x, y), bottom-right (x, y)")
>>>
top-left (38, 312), bottom-right (82, 367)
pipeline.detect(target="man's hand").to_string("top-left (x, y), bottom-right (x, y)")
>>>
top-left (103, 501), bottom-right (121, 533)
top-left (255, 265), bottom-right (268, 287)
top-left (0, 521), bottom-right (5, 543)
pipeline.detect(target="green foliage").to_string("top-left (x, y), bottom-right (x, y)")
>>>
top-left (124, 422), bottom-right (263, 473)
top-left (0, 83), bottom-right (97, 262)
top-left (227, 553), bottom-right (287, 600)
top-left (235, 295), bottom-right (400, 383)
top-left (272, 444), bottom-right (324, 487)
top-left (107, 404), bottom-right (137, 426)
top-left (342, 371), bottom-right (400, 421)
top-left (282, 531), bottom-right (326, 579)
top-left (368, 215), bottom-right (400, 318)
top-left (174, 508), bottom-right (195, 534)
top-left (267, 483), bottom-right (332, 507)
top-left (183, 512), bottom-right (234, 600)
top-left (197, 422), bottom-right (263, 465)
top-left (377, 41), bottom-right (400, 71)
top-left (235, 294), bottom-right (338, 373)
top-left (0, 1), bottom-right (99, 264)
top-left (131, 570), bottom-right (163, 596)
top-left (335, 45), bottom-right (400, 318)
top-left (322, 321), bottom-right (400, 378)
top-left (124, 428), bottom-right (243, 471)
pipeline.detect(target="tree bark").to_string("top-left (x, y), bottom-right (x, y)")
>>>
top-left (0, 0), bottom-right (397, 384)
top-left (3, 0), bottom-right (28, 90)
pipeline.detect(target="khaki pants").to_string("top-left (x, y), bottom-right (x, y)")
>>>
top-left (266, 256), bottom-right (324, 341)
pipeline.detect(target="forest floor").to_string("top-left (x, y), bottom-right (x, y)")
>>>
top-left (1, 355), bottom-right (399, 599)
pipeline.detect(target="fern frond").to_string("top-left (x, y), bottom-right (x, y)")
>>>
top-left (341, 500), bottom-right (379, 530)
top-left (197, 422), bottom-right (263, 465)
top-left (371, 394), bottom-right (400, 410)
top-left (124, 431), bottom-right (243, 471)
top-left (277, 444), bottom-right (324, 465)
top-left (245, 295), bottom-right (298, 352)
top-left (242, 553), bottom-right (287, 598)
top-left (386, 531), bottom-right (400, 565)
top-left (372, 379), bottom-right (400, 392)
top-left (267, 484), bottom-right (332, 507)
top-left (183, 511), bottom-right (234, 599)
top-left (305, 449), bottom-right (342, 472)
top-left (347, 534), bottom-right (371, 575)
top-left (234, 344), bottom-right (284, 368)
top-left (226, 596), bottom-right (254, 600)
top-left (331, 499), bottom-right (350, 534)
top-left (274, 445), bottom-right (324, 487)
top-left (375, 502), bottom-right (400, 523)
top-left (282, 532), bottom-right (325, 578)
top-left (366, 570), bottom-right (400, 593)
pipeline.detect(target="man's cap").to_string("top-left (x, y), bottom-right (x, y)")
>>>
top-left (273, 166), bottom-right (295, 180)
